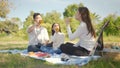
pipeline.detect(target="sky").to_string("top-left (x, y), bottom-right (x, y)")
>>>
top-left (8, 0), bottom-right (120, 22)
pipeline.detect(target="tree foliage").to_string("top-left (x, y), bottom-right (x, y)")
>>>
top-left (63, 4), bottom-right (78, 18)
top-left (44, 10), bottom-right (61, 24)
top-left (43, 10), bottom-right (65, 36)
top-left (0, 0), bottom-right (13, 18)
top-left (23, 11), bottom-right (34, 30)
top-left (97, 14), bottom-right (120, 36)
top-left (1, 2), bottom-right (120, 40)
top-left (63, 3), bottom-right (84, 18)
top-left (0, 20), bottom-right (19, 34)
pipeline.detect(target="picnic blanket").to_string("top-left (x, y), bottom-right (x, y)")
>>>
top-left (0, 49), bottom-right (100, 66)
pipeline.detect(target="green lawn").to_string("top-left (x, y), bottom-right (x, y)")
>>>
top-left (0, 35), bottom-right (120, 68)
top-left (0, 52), bottom-right (120, 68)
top-left (0, 43), bottom-right (120, 68)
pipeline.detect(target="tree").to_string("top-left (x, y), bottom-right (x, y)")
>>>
top-left (10, 17), bottom-right (22, 29)
top-left (0, 0), bottom-right (13, 18)
top-left (0, 20), bottom-right (19, 34)
top-left (90, 12), bottom-right (101, 31)
top-left (63, 4), bottom-right (78, 18)
top-left (23, 11), bottom-right (34, 29)
top-left (114, 16), bottom-right (120, 36)
top-left (0, 21), bottom-right (6, 33)
top-left (43, 10), bottom-right (63, 35)
top-left (90, 13), bottom-right (101, 23)
top-left (97, 14), bottom-right (120, 36)
top-left (44, 10), bottom-right (61, 24)
top-left (63, 3), bottom-right (84, 18)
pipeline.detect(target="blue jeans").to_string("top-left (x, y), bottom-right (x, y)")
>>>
top-left (40, 46), bottom-right (62, 54)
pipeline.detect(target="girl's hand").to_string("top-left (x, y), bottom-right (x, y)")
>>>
top-left (55, 27), bottom-right (59, 33)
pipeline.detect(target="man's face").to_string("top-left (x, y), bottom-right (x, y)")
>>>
top-left (34, 15), bottom-right (42, 25)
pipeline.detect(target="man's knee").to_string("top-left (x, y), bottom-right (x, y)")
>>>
top-left (27, 45), bottom-right (39, 52)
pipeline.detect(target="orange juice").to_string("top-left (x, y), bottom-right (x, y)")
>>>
top-left (55, 27), bottom-right (59, 32)
top-left (39, 20), bottom-right (43, 24)
top-left (28, 52), bottom-right (36, 56)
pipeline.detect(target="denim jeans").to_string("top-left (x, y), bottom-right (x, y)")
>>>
top-left (40, 46), bottom-right (62, 54)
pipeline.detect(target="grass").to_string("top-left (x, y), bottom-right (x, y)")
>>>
top-left (0, 44), bottom-right (27, 50)
top-left (0, 52), bottom-right (120, 68)
top-left (0, 44), bottom-right (120, 68)
top-left (82, 58), bottom-right (120, 68)
top-left (0, 35), bottom-right (120, 68)
top-left (0, 52), bottom-right (79, 68)
top-left (0, 35), bottom-right (120, 42)
top-left (103, 35), bottom-right (120, 42)
top-left (0, 35), bottom-right (27, 42)
top-left (0, 53), bottom-right (67, 68)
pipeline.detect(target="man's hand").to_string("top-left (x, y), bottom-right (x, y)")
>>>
top-left (27, 25), bottom-right (35, 33)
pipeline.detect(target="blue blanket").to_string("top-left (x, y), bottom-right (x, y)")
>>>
top-left (0, 49), bottom-right (100, 66)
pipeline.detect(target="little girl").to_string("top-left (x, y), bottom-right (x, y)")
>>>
top-left (51, 23), bottom-right (65, 50)
top-left (40, 23), bottom-right (65, 54)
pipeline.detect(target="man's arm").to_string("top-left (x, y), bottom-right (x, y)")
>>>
top-left (27, 25), bottom-right (35, 33)
top-left (44, 28), bottom-right (50, 45)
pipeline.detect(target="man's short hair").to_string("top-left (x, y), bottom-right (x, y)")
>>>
top-left (33, 13), bottom-right (41, 19)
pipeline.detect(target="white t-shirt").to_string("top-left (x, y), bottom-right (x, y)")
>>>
top-left (67, 22), bottom-right (95, 51)
top-left (51, 32), bottom-right (65, 50)
top-left (27, 25), bottom-right (49, 45)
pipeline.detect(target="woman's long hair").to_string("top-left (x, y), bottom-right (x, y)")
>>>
top-left (78, 7), bottom-right (96, 38)
top-left (51, 23), bottom-right (61, 35)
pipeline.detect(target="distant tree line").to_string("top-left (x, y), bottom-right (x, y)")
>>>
top-left (0, 1), bottom-right (120, 40)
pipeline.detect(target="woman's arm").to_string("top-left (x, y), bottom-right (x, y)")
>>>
top-left (65, 18), bottom-right (82, 40)
top-left (67, 25), bottom-right (81, 40)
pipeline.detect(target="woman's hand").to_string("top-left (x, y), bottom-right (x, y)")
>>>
top-left (64, 18), bottom-right (71, 26)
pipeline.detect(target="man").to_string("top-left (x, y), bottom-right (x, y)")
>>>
top-left (27, 13), bottom-right (49, 52)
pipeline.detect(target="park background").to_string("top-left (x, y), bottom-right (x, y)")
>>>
top-left (0, 0), bottom-right (120, 68)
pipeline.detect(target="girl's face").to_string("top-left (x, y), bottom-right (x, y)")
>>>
top-left (34, 15), bottom-right (42, 25)
top-left (53, 23), bottom-right (60, 32)
top-left (75, 11), bottom-right (81, 21)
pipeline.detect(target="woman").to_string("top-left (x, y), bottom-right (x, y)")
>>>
top-left (60, 7), bottom-right (96, 56)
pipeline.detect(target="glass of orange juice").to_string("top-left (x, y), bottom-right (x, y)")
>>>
top-left (39, 20), bottom-right (43, 25)
top-left (55, 27), bottom-right (59, 32)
